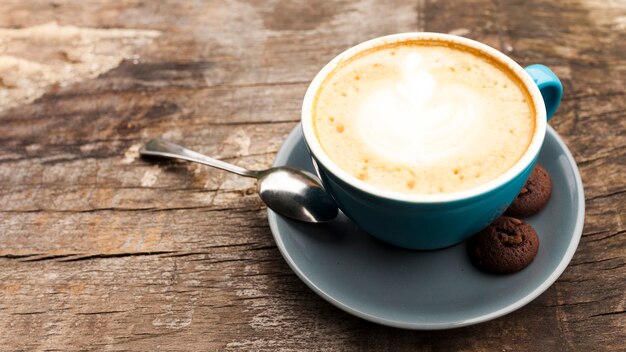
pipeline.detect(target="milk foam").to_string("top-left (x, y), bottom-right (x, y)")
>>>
top-left (357, 53), bottom-right (483, 164)
top-left (313, 41), bottom-right (535, 194)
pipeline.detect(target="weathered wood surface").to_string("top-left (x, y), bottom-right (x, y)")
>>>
top-left (0, 0), bottom-right (624, 350)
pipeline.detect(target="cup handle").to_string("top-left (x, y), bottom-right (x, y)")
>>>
top-left (524, 64), bottom-right (563, 121)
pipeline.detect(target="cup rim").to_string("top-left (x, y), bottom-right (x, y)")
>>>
top-left (301, 32), bottom-right (547, 204)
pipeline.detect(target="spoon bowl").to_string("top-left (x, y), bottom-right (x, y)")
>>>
top-left (258, 167), bottom-right (338, 223)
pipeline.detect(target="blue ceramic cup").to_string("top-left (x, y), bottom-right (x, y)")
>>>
top-left (301, 33), bottom-right (562, 250)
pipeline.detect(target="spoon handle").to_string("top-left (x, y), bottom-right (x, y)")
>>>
top-left (139, 138), bottom-right (260, 178)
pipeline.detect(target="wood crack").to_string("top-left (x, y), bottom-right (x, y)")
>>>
top-left (570, 257), bottom-right (623, 267)
top-left (588, 310), bottom-right (626, 319)
top-left (20, 254), bottom-right (76, 262)
top-left (58, 251), bottom-right (176, 262)
top-left (205, 119), bottom-right (299, 127)
top-left (586, 189), bottom-right (626, 202)
top-left (584, 229), bottom-right (626, 243)
top-left (75, 310), bottom-right (126, 315)
top-left (0, 205), bottom-right (264, 214)
top-left (0, 244), bottom-right (277, 263)
top-left (541, 295), bottom-right (621, 308)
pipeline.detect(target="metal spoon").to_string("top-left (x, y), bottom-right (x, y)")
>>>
top-left (139, 138), bottom-right (338, 223)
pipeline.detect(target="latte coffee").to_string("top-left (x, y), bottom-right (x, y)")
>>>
top-left (312, 40), bottom-right (536, 194)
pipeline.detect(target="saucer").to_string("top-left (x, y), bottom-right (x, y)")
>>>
top-left (267, 124), bottom-right (584, 329)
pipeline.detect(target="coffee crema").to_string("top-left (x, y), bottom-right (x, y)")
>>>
top-left (312, 40), bottom-right (536, 194)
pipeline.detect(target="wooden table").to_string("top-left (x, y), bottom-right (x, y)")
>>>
top-left (1, 1), bottom-right (624, 350)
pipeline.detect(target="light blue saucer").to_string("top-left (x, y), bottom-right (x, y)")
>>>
top-left (268, 124), bottom-right (584, 329)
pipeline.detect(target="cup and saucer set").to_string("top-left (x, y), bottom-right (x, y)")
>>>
top-left (268, 33), bottom-right (584, 329)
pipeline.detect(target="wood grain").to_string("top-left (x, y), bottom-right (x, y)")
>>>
top-left (0, 0), bottom-right (624, 350)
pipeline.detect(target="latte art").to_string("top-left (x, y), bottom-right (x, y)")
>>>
top-left (357, 53), bottom-right (483, 164)
top-left (313, 40), bottom-right (535, 194)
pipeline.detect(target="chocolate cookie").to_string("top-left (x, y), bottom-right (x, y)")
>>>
top-left (506, 164), bottom-right (552, 217)
top-left (468, 216), bottom-right (539, 274)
